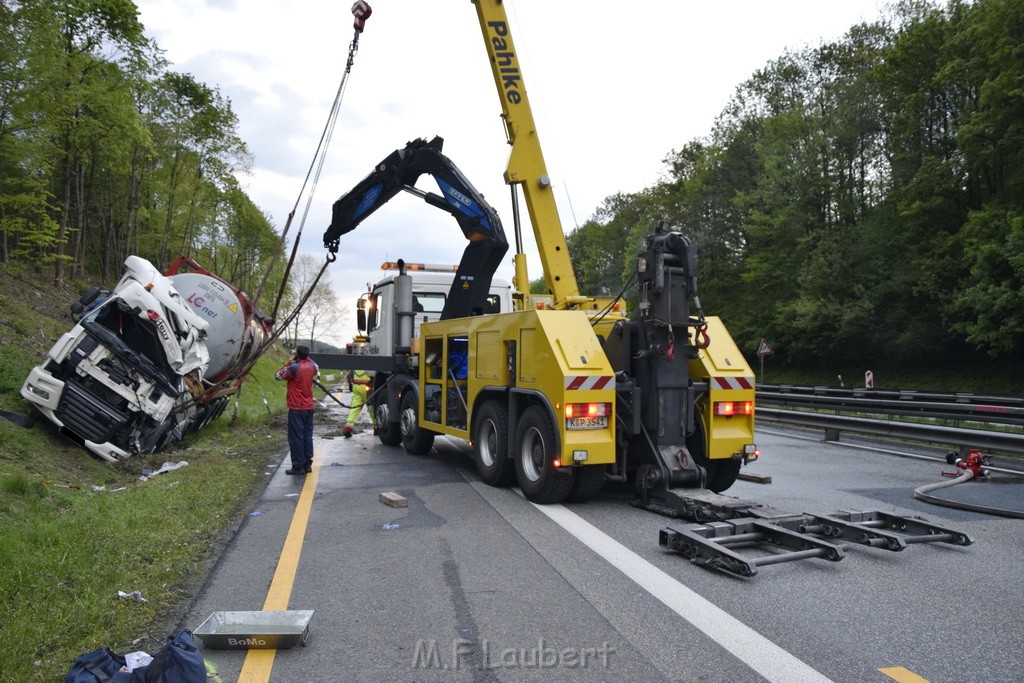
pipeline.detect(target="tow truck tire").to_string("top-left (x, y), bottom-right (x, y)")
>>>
top-left (400, 391), bottom-right (435, 455)
top-left (376, 402), bottom-right (401, 446)
top-left (690, 406), bottom-right (741, 493)
top-left (705, 459), bottom-right (741, 493)
top-left (473, 400), bottom-right (515, 486)
top-left (565, 466), bottom-right (606, 503)
top-left (514, 405), bottom-right (574, 504)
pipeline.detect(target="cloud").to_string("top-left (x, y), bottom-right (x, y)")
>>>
top-left (136, 0), bottom-right (886, 345)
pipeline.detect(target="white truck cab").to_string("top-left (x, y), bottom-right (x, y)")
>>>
top-left (357, 262), bottom-right (513, 355)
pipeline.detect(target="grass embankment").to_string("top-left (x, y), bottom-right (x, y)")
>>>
top-left (0, 265), bottom-right (293, 681)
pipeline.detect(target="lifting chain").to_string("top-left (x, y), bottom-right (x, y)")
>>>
top-left (255, 1), bottom-right (374, 327)
top-left (348, 1), bottom-right (372, 72)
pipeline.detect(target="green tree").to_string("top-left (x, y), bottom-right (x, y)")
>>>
top-left (139, 71), bottom-right (250, 270)
top-left (14, 0), bottom-right (148, 285)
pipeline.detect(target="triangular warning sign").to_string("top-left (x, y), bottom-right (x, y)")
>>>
top-left (757, 339), bottom-right (773, 356)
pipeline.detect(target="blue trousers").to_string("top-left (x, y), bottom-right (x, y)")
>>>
top-left (287, 409), bottom-right (314, 469)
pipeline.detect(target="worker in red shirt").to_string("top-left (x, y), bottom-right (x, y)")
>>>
top-left (275, 345), bottom-right (319, 475)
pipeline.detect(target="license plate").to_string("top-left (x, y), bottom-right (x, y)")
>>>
top-left (567, 416), bottom-right (608, 430)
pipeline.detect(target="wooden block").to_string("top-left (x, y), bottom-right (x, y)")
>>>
top-left (738, 472), bottom-right (772, 484)
top-left (379, 491), bottom-right (408, 508)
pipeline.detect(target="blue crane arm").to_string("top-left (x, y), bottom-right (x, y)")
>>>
top-left (324, 136), bottom-right (508, 320)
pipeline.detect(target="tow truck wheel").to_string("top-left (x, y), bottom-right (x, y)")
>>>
top-left (565, 466), bottom-right (606, 503)
top-left (375, 402), bottom-right (401, 446)
top-left (473, 400), bottom-right (515, 486)
top-left (690, 409), bottom-right (741, 493)
top-left (514, 405), bottom-right (573, 504)
top-left (400, 391), bottom-right (435, 455)
top-left (704, 459), bottom-right (741, 493)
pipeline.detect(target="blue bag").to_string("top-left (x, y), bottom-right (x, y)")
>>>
top-left (64, 647), bottom-right (128, 682)
top-left (142, 629), bottom-right (205, 683)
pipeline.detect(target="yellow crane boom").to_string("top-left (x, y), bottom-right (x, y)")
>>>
top-left (472, 0), bottom-right (587, 309)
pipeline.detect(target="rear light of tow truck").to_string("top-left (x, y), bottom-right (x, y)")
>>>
top-left (713, 401), bottom-right (754, 417)
top-left (564, 403), bottom-right (611, 419)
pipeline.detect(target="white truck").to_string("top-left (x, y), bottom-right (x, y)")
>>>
top-left (21, 255), bottom-right (271, 462)
top-left (355, 261), bottom-right (513, 357)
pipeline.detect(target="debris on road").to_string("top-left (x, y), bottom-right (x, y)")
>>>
top-left (379, 491), bottom-right (407, 508)
top-left (139, 461), bottom-right (189, 481)
top-left (117, 590), bottom-right (148, 603)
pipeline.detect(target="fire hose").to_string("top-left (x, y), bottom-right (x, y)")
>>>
top-left (315, 379), bottom-right (353, 410)
top-left (914, 450), bottom-right (1024, 519)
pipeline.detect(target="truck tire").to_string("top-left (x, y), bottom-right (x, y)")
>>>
top-left (689, 415), bottom-right (740, 493)
top-left (376, 401), bottom-right (401, 446)
top-left (565, 466), bottom-right (606, 503)
top-left (704, 459), bottom-right (741, 493)
top-left (472, 400), bottom-right (515, 486)
top-left (514, 405), bottom-right (574, 504)
top-left (400, 391), bottom-right (435, 455)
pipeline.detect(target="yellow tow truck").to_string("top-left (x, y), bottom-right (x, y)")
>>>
top-left (313, 2), bottom-right (979, 577)
top-left (314, 0), bottom-right (758, 511)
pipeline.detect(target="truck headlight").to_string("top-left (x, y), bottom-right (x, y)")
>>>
top-left (25, 384), bottom-right (50, 401)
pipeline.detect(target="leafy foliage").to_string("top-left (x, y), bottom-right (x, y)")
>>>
top-left (0, 0), bottom-right (279, 297)
top-left (567, 0), bottom-right (1024, 382)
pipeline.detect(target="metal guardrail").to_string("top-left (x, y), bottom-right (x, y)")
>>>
top-left (755, 384), bottom-right (1024, 456)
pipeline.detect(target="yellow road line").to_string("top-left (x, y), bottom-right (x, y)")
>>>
top-left (238, 446), bottom-right (322, 683)
top-left (879, 667), bottom-right (931, 682)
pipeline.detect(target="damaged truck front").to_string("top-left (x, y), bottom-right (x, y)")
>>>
top-left (21, 255), bottom-right (269, 462)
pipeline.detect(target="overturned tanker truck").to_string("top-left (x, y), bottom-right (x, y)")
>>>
top-left (21, 255), bottom-right (272, 462)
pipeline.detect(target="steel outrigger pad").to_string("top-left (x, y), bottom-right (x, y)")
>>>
top-left (652, 489), bottom-right (974, 577)
top-left (660, 518), bottom-right (845, 578)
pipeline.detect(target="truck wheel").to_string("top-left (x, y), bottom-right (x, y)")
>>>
top-left (472, 400), bottom-right (515, 486)
top-left (704, 459), bottom-right (741, 493)
top-left (514, 405), bottom-right (573, 504)
top-left (565, 466), bottom-right (606, 503)
top-left (689, 416), bottom-right (740, 493)
top-left (400, 391), bottom-right (435, 455)
top-left (375, 402), bottom-right (401, 446)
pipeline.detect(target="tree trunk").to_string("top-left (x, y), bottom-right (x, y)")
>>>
top-left (71, 159), bottom-right (86, 277)
top-left (54, 139), bottom-right (73, 288)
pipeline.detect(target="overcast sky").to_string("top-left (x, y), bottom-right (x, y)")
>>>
top-left (134, 0), bottom-right (887, 345)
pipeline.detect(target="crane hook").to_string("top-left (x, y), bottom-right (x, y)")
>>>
top-left (695, 322), bottom-right (711, 350)
top-left (352, 1), bottom-right (372, 32)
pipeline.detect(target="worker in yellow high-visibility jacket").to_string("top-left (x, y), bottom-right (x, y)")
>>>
top-left (343, 368), bottom-right (378, 437)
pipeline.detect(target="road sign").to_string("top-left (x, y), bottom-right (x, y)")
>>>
top-left (865, 370), bottom-right (874, 389)
top-left (757, 339), bottom-right (774, 356)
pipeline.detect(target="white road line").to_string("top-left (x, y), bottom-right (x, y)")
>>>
top-left (530, 501), bottom-right (835, 683)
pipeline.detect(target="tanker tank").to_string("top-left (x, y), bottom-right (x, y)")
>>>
top-left (168, 262), bottom-right (271, 384)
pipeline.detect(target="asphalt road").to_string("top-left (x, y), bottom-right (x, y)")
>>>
top-left (184, 412), bottom-right (1024, 683)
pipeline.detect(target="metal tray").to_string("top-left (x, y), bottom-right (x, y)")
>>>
top-left (193, 610), bottom-right (315, 649)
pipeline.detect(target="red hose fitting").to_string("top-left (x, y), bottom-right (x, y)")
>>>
top-left (942, 449), bottom-right (992, 479)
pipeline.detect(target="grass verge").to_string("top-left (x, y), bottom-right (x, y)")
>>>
top-left (0, 269), bottom-right (295, 680)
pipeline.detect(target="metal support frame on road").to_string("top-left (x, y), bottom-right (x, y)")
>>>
top-left (657, 489), bottom-right (974, 578)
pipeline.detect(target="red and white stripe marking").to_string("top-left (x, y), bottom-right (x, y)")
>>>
top-left (564, 375), bottom-right (614, 391)
top-left (710, 376), bottom-right (755, 391)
